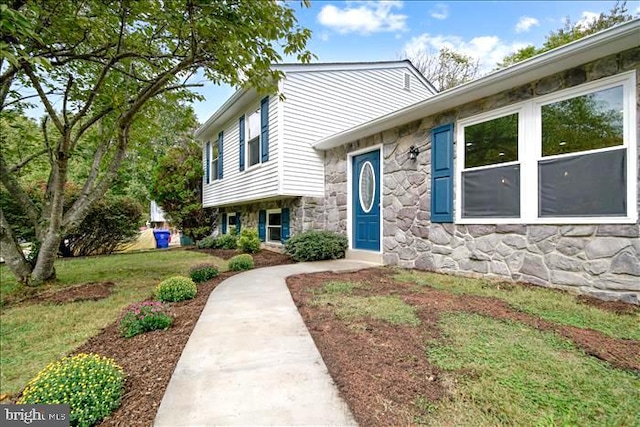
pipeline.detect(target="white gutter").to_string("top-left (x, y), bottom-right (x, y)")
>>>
top-left (314, 19), bottom-right (640, 150)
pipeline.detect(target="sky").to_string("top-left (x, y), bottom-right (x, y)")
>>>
top-left (191, 0), bottom-right (640, 123)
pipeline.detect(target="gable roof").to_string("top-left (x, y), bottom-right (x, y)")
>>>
top-left (195, 60), bottom-right (435, 139)
top-left (313, 19), bottom-right (640, 150)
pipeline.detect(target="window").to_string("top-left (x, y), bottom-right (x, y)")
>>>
top-left (456, 71), bottom-right (636, 224)
top-left (227, 214), bottom-right (236, 234)
top-left (266, 209), bottom-right (282, 243)
top-left (211, 143), bottom-right (219, 182)
top-left (461, 111), bottom-right (521, 218)
top-left (247, 109), bottom-right (261, 167)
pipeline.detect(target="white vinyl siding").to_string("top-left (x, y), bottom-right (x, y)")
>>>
top-left (202, 96), bottom-right (280, 207)
top-left (281, 66), bottom-right (432, 196)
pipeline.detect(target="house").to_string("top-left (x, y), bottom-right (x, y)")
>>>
top-left (200, 20), bottom-right (639, 303)
top-left (197, 60), bottom-right (436, 243)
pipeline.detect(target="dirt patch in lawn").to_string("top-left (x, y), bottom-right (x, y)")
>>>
top-left (286, 268), bottom-right (640, 426)
top-left (29, 282), bottom-right (116, 305)
top-left (45, 251), bottom-right (293, 426)
top-left (190, 247), bottom-right (294, 268)
top-left (576, 294), bottom-right (639, 315)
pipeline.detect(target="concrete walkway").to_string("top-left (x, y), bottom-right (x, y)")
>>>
top-left (154, 259), bottom-right (376, 426)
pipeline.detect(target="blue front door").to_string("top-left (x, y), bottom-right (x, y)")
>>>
top-left (352, 150), bottom-right (381, 251)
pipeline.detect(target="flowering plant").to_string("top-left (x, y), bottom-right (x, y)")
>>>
top-left (19, 353), bottom-right (124, 426)
top-left (118, 301), bottom-right (173, 338)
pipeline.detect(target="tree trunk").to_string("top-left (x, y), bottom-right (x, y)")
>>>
top-left (0, 209), bottom-right (33, 284)
top-left (29, 229), bottom-right (60, 285)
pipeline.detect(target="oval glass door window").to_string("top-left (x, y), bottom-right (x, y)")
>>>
top-left (359, 161), bottom-right (375, 213)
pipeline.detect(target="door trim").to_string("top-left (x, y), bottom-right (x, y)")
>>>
top-left (347, 144), bottom-right (383, 253)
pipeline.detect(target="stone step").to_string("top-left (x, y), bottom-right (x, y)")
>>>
top-left (346, 249), bottom-right (384, 264)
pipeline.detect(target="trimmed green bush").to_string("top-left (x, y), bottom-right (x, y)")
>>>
top-left (284, 230), bottom-right (348, 262)
top-left (228, 254), bottom-right (255, 271)
top-left (155, 276), bottom-right (197, 302)
top-left (189, 264), bottom-right (219, 283)
top-left (19, 353), bottom-right (124, 426)
top-left (217, 233), bottom-right (238, 250)
top-left (237, 228), bottom-right (261, 253)
top-left (118, 301), bottom-right (173, 338)
top-left (196, 236), bottom-right (218, 249)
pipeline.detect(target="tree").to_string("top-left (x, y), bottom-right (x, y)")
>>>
top-left (403, 47), bottom-right (480, 91)
top-left (499, 1), bottom-right (635, 67)
top-left (150, 141), bottom-right (213, 242)
top-left (0, 0), bottom-right (313, 285)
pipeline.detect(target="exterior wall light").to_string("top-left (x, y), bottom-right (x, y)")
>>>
top-left (408, 145), bottom-right (419, 160)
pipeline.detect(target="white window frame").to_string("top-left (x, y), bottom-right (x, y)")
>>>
top-left (266, 208), bottom-right (282, 244)
top-left (226, 213), bottom-right (236, 235)
top-left (246, 107), bottom-right (261, 169)
top-left (455, 71), bottom-right (637, 225)
top-left (211, 142), bottom-right (219, 182)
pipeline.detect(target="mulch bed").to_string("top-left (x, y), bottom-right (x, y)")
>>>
top-left (9, 250), bottom-right (292, 425)
top-left (189, 247), bottom-right (295, 268)
top-left (286, 268), bottom-right (640, 427)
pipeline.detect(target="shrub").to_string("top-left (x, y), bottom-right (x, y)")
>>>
top-left (284, 230), bottom-right (348, 262)
top-left (237, 228), bottom-right (261, 254)
top-left (228, 254), bottom-right (254, 271)
top-left (118, 301), bottom-right (173, 338)
top-left (196, 236), bottom-right (218, 249)
top-left (190, 264), bottom-right (219, 283)
top-left (217, 233), bottom-right (238, 250)
top-left (19, 353), bottom-right (124, 426)
top-left (155, 276), bottom-right (197, 302)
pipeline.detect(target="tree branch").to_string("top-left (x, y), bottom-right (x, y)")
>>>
top-left (22, 63), bottom-right (64, 132)
top-left (8, 148), bottom-right (48, 173)
top-left (0, 153), bottom-right (40, 231)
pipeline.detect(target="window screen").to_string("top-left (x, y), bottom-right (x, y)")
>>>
top-left (462, 164), bottom-right (520, 218)
top-left (539, 149), bottom-right (626, 217)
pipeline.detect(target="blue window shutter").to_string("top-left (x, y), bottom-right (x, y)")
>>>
top-left (281, 208), bottom-right (290, 243)
top-left (217, 131), bottom-right (224, 180)
top-left (235, 211), bottom-right (241, 233)
top-left (205, 141), bottom-right (210, 184)
top-left (260, 96), bottom-right (269, 162)
top-left (238, 115), bottom-right (245, 171)
top-left (258, 210), bottom-right (266, 241)
top-left (431, 123), bottom-right (454, 223)
top-left (221, 213), bottom-right (227, 234)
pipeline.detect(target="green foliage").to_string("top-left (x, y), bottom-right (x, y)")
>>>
top-left (284, 230), bottom-right (348, 262)
top-left (118, 301), bottom-right (172, 338)
top-left (196, 236), bottom-right (218, 249)
top-left (150, 141), bottom-right (214, 242)
top-left (427, 313), bottom-right (640, 426)
top-left (189, 264), bottom-right (219, 283)
top-left (155, 276), bottom-right (197, 302)
top-left (227, 254), bottom-right (255, 271)
top-left (62, 196), bottom-right (143, 257)
top-left (499, 1), bottom-right (635, 67)
top-left (237, 228), bottom-right (261, 254)
top-left (217, 233), bottom-right (238, 250)
top-left (18, 353), bottom-right (124, 426)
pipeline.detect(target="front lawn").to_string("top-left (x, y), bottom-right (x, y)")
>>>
top-left (0, 249), bottom-right (218, 397)
top-left (287, 268), bottom-right (640, 426)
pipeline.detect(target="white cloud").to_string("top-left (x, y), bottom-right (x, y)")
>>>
top-left (430, 3), bottom-right (449, 20)
top-left (319, 31), bottom-right (330, 42)
top-left (403, 33), bottom-right (529, 73)
top-left (576, 11), bottom-right (599, 30)
top-left (317, 1), bottom-right (407, 35)
top-left (515, 16), bottom-right (539, 33)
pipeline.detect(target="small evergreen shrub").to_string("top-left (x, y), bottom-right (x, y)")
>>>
top-left (237, 228), bottom-right (261, 253)
top-left (284, 230), bottom-right (348, 262)
top-left (190, 264), bottom-right (219, 283)
top-left (19, 353), bottom-right (124, 426)
top-left (217, 233), bottom-right (238, 250)
top-left (156, 276), bottom-right (197, 302)
top-left (118, 301), bottom-right (173, 338)
top-left (228, 254), bottom-right (255, 271)
top-left (196, 236), bottom-right (218, 249)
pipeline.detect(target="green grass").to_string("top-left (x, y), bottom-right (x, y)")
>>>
top-left (426, 313), bottom-right (640, 426)
top-left (396, 270), bottom-right (640, 340)
top-left (0, 249), bottom-right (219, 396)
top-left (314, 282), bottom-right (420, 326)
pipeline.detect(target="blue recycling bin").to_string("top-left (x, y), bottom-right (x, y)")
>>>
top-left (153, 230), bottom-right (171, 249)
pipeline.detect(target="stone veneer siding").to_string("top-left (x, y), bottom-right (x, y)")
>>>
top-left (324, 47), bottom-right (640, 304)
